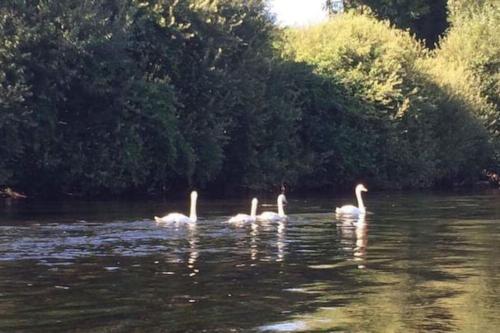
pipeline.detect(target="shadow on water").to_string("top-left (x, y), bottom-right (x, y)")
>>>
top-left (0, 190), bottom-right (499, 332)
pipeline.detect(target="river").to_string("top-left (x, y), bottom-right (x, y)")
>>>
top-left (1, 190), bottom-right (499, 332)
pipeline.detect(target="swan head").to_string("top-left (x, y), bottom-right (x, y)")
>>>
top-left (278, 194), bottom-right (288, 205)
top-left (356, 184), bottom-right (368, 193)
top-left (191, 191), bottom-right (198, 200)
top-left (251, 198), bottom-right (258, 206)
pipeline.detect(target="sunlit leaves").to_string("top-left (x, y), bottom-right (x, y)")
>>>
top-left (283, 12), bottom-right (493, 187)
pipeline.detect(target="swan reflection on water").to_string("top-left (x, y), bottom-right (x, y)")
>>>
top-left (250, 221), bottom-right (259, 261)
top-left (336, 214), bottom-right (368, 269)
top-left (155, 222), bottom-right (199, 276)
top-left (186, 223), bottom-right (199, 276)
top-left (277, 220), bottom-right (286, 262)
top-left (227, 215), bottom-right (287, 263)
top-left (248, 220), bottom-right (287, 263)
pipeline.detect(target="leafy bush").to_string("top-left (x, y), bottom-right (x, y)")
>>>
top-left (282, 12), bottom-right (492, 187)
top-left (430, 0), bottom-right (499, 168)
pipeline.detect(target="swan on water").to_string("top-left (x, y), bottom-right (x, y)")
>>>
top-left (228, 198), bottom-right (258, 223)
top-left (257, 194), bottom-right (288, 221)
top-left (155, 191), bottom-right (198, 223)
top-left (335, 184), bottom-right (368, 217)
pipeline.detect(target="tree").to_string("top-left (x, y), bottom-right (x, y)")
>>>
top-left (324, 0), bottom-right (448, 48)
top-left (430, 0), bottom-right (500, 168)
top-left (283, 12), bottom-right (492, 187)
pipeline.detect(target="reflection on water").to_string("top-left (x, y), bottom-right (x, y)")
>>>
top-left (0, 191), bottom-right (500, 332)
top-left (336, 214), bottom-right (368, 269)
top-left (187, 224), bottom-right (199, 276)
top-left (277, 221), bottom-right (286, 262)
top-left (251, 221), bottom-right (259, 261)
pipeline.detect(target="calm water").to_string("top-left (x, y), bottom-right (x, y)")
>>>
top-left (1, 190), bottom-right (499, 332)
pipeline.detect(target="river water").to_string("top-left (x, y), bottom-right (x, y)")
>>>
top-left (0, 190), bottom-right (499, 332)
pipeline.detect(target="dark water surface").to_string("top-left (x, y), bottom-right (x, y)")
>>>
top-left (1, 190), bottom-right (499, 332)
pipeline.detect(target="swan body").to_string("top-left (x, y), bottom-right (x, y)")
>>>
top-left (336, 184), bottom-right (368, 217)
top-left (257, 194), bottom-right (288, 222)
top-left (155, 191), bottom-right (198, 224)
top-left (336, 205), bottom-right (363, 216)
top-left (228, 198), bottom-right (258, 223)
top-left (155, 213), bottom-right (192, 223)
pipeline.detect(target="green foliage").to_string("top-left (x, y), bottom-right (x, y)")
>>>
top-left (430, 1), bottom-right (499, 167)
top-left (0, 1), bottom-right (497, 196)
top-left (283, 13), bottom-right (492, 187)
top-left (283, 14), bottom-right (425, 118)
top-left (447, 0), bottom-right (498, 24)
top-left (434, 1), bottom-right (499, 128)
top-left (0, 9), bottom-right (31, 184)
top-left (0, 0), bottom-right (309, 195)
top-left (324, 0), bottom-right (448, 48)
top-left (0, 0), bottom-right (185, 195)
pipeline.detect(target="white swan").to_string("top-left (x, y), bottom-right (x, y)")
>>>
top-left (228, 198), bottom-right (258, 223)
top-left (257, 194), bottom-right (288, 221)
top-left (335, 184), bottom-right (368, 216)
top-left (154, 191), bottom-right (198, 223)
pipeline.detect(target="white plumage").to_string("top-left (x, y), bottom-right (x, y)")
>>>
top-left (336, 184), bottom-right (368, 217)
top-left (257, 194), bottom-right (288, 222)
top-left (155, 191), bottom-right (198, 224)
top-left (228, 198), bottom-right (259, 223)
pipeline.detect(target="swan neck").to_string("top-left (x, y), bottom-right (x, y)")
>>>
top-left (278, 196), bottom-right (285, 216)
top-left (189, 195), bottom-right (197, 221)
top-left (356, 189), bottom-right (365, 211)
top-left (250, 201), bottom-right (257, 217)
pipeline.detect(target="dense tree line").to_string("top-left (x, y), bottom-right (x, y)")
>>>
top-left (0, 0), bottom-right (498, 197)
